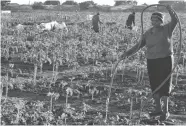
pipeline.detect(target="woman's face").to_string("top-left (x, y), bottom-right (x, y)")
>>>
top-left (151, 16), bottom-right (162, 27)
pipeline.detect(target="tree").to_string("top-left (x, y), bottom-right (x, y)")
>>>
top-left (133, 1), bottom-right (138, 5)
top-left (79, 1), bottom-right (96, 10)
top-left (44, 0), bottom-right (60, 5)
top-left (114, 0), bottom-right (137, 6)
top-left (114, 1), bottom-right (126, 6)
top-left (158, 1), bottom-right (186, 11)
top-left (62, 1), bottom-right (78, 5)
top-left (173, 1), bottom-right (186, 10)
top-left (1, 0), bottom-right (11, 7)
top-left (32, 2), bottom-right (45, 9)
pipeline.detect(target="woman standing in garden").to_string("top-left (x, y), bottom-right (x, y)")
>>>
top-left (92, 12), bottom-right (103, 33)
top-left (125, 11), bottom-right (135, 30)
top-left (120, 5), bottom-right (178, 121)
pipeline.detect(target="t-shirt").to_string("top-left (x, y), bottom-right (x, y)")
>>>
top-left (92, 15), bottom-right (100, 26)
top-left (143, 19), bottom-right (177, 59)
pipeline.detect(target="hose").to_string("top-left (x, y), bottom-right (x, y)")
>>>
top-left (105, 4), bottom-right (182, 120)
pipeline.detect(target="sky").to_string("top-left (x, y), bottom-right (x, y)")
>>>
top-left (10, 0), bottom-right (160, 6)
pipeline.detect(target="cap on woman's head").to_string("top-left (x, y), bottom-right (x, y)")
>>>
top-left (151, 12), bottom-right (164, 23)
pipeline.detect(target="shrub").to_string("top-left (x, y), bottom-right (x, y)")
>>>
top-left (79, 1), bottom-right (96, 10)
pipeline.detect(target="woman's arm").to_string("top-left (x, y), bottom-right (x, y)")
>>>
top-left (98, 16), bottom-right (103, 24)
top-left (120, 35), bottom-right (146, 59)
top-left (166, 5), bottom-right (178, 34)
top-left (132, 15), bottom-right (135, 26)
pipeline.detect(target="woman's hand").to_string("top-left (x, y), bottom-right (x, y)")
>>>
top-left (119, 52), bottom-right (128, 60)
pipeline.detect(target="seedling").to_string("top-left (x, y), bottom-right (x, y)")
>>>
top-left (66, 87), bottom-right (73, 107)
top-left (47, 92), bottom-right (59, 112)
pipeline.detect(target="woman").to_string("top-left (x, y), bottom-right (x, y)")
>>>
top-left (125, 11), bottom-right (135, 30)
top-left (92, 12), bottom-right (103, 33)
top-left (120, 5), bottom-right (178, 121)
